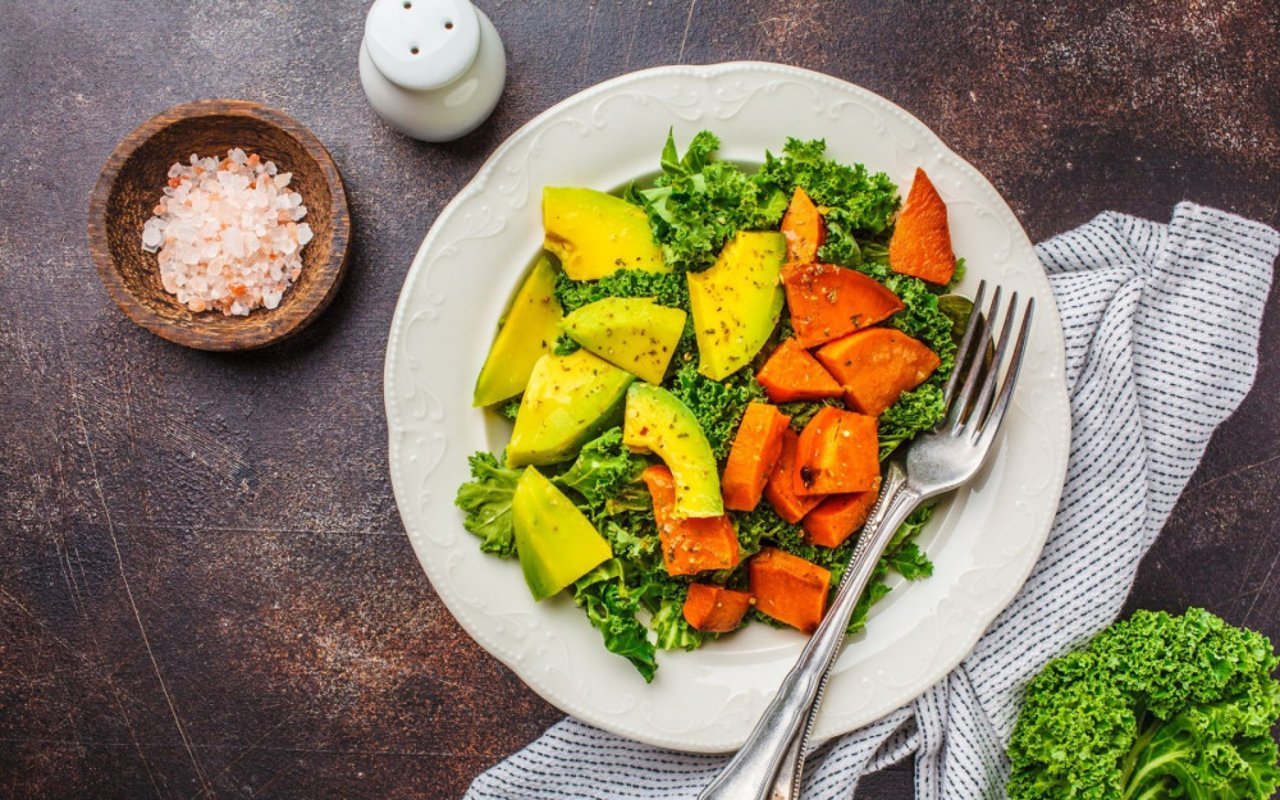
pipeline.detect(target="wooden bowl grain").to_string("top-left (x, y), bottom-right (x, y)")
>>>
top-left (88, 99), bottom-right (350, 351)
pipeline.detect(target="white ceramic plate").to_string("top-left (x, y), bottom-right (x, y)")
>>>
top-left (384, 62), bottom-right (1070, 753)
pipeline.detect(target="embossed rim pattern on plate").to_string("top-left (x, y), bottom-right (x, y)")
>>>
top-left (384, 62), bottom-right (1071, 753)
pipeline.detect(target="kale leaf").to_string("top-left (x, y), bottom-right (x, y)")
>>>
top-left (551, 331), bottom-right (580, 356)
top-left (779, 397), bottom-right (844, 432)
top-left (497, 395), bottom-right (522, 421)
top-left (757, 137), bottom-right (900, 241)
top-left (600, 514), bottom-right (661, 566)
top-left (732, 503), bottom-right (793, 561)
top-left (878, 383), bottom-right (945, 460)
top-left (651, 594), bottom-right (705, 652)
top-left (572, 550), bottom-right (707, 679)
top-left (454, 452), bottom-right (521, 558)
top-left (553, 268), bottom-right (689, 314)
top-left (627, 130), bottom-right (788, 274)
top-left (572, 560), bottom-right (659, 682)
top-left (554, 428), bottom-right (648, 508)
top-left (1008, 607), bottom-right (1280, 800)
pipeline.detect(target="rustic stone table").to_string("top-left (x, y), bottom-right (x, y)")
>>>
top-left (2, 2), bottom-right (1278, 798)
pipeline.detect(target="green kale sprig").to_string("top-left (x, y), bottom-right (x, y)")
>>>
top-left (497, 395), bottom-right (523, 421)
top-left (454, 452), bottom-right (521, 558)
top-left (1008, 608), bottom-right (1280, 800)
top-left (626, 130), bottom-right (788, 274)
top-left (573, 553), bottom-right (705, 683)
top-left (553, 269), bottom-right (689, 314)
top-left (554, 427), bottom-right (648, 508)
top-left (757, 137), bottom-right (900, 244)
top-left (572, 559), bottom-right (659, 682)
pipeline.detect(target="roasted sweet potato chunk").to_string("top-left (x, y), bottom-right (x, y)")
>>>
top-left (749, 547), bottom-right (831, 633)
top-left (781, 262), bottom-right (905, 348)
top-left (794, 407), bottom-right (880, 496)
top-left (763, 428), bottom-right (825, 523)
top-left (803, 491), bottom-right (877, 548)
top-left (888, 168), bottom-right (955, 285)
top-left (756, 339), bottom-right (844, 404)
top-left (682, 583), bottom-right (752, 633)
top-left (642, 466), bottom-right (740, 576)
top-left (780, 186), bottom-right (825, 264)
top-left (722, 403), bottom-right (792, 512)
top-left (816, 328), bottom-right (941, 416)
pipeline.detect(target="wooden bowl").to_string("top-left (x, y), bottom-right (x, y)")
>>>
top-left (88, 99), bottom-right (350, 351)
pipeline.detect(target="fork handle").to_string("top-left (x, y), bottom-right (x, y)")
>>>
top-left (699, 464), bottom-right (921, 800)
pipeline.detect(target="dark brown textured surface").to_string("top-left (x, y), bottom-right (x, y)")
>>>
top-left (88, 99), bottom-right (351, 351)
top-left (1, 2), bottom-right (1278, 798)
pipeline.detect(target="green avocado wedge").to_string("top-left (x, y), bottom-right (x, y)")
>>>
top-left (562, 297), bottom-right (687, 385)
top-left (473, 255), bottom-right (563, 407)
top-left (543, 187), bottom-right (668, 280)
top-left (687, 230), bottom-right (787, 380)
top-left (506, 350), bottom-right (635, 467)
top-left (622, 382), bottom-right (723, 518)
top-left (512, 467), bottom-right (612, 601)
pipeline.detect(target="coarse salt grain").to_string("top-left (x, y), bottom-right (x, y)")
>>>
top-left (141, 148), bottom-right (313, 316)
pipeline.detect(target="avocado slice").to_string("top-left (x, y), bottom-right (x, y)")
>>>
top-left (506, 350), bottom-right (634, 467)
top-left (562, 297), bottom-right (687, 384)
top-left (543, 187), bottom-right (668, 280)
top-left (512, 467), bottom-right (612, 600)
top-left (687, 231), bottom-right (787, 380)
top-left (473, 255), bottom-right (564, 407)
top-left (622, 383), bottom-right (723, 518)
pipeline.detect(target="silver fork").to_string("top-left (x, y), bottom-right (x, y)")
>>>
top-left (698, 281), bottom-right (1034, 800)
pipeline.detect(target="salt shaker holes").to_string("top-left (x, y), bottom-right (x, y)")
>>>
top-left (359, 0), bottom-right (507, 140)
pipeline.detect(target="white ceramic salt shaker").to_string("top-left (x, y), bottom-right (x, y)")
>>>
top-left (359, 0), bottom-right (506, 142)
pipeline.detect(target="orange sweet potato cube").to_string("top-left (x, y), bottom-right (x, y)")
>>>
top-left (793, 407), bottom-right (880, 496)
top-left (888, 168), bottom-right (955, 285)
top-left (749, 547), bottom-right (831, 633)
top-left (816, 328), bottom-right (941, 417)
top-left (682, 583), bottom-right (752, 633)
top-left (642, 466), bottom-right (740, 576)
top-left (803, 491), bottom-right (877, 548)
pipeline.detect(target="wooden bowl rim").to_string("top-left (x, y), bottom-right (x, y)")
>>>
top-left (87, 98), bottom-right (350, 351)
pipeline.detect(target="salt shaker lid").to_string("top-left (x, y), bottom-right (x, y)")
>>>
top-left (363, 0), bottom-right (481, 91)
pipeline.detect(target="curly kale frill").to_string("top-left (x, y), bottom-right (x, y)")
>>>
top-left (1007, 607), bottom-right (1280, 800)
top-left (454, 452), bottom-right (521, 558)
top-left (553, 269), bottom-right (689, 314)
top-left (553, 427), bottom-right (648, 509)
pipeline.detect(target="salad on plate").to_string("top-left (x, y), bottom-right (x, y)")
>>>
top-left (456, 131), bottom-right (966, 681)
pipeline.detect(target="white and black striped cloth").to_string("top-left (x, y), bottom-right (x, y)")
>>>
top-left (466, 203), bottom-right (1280, 800)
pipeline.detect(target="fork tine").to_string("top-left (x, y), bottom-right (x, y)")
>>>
top-left (978, 297), bottom-right (1035, 448)
top-left (945, 284), bottom-right (1001, 430)
top-left (968, 291), bottom-right (1020, 437)
top-left (941, 280), bottom-right (987, 408)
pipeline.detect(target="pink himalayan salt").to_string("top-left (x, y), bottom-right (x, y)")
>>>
top-left (141, 148), bottom-right (313, 316)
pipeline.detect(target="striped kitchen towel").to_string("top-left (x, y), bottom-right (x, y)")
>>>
top-left (466, 203), bottom-right (1280, 800)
